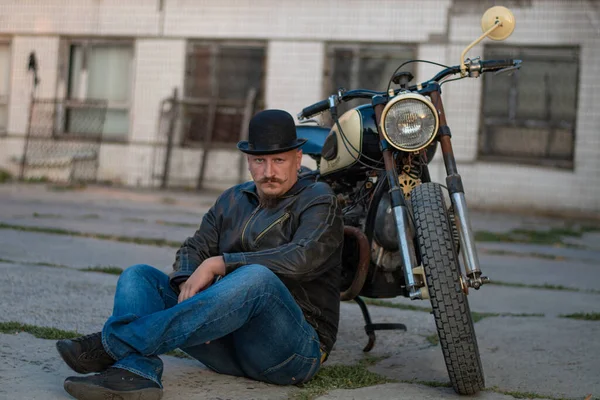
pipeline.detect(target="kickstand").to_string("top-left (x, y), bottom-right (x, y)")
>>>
top-left (353, 297), bottom-right (407, 352)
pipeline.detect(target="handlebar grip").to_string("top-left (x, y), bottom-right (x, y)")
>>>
top-left (480, 59), bottom-right (516, 72)
top-left (299, 99), bottom-right (330, 119)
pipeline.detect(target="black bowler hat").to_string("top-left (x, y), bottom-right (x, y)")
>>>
top-left (237, 109), bottom-right (307, 155)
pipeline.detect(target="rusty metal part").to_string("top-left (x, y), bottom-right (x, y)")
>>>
top-left (364, 332), bottom-right (376, 352)
top-left (411, 266), bottom-right (430, 300)
top-left (460, 275), bottom-right (469, 295)
top-left (429, 90), bottom-right (458, 177)
top-left (373, 103), bottom-right (397, 174)
top-left (340, 226), bottom-right (370, 301)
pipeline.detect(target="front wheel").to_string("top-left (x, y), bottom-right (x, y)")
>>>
top-left (410, 182), bottom-right (484, 395)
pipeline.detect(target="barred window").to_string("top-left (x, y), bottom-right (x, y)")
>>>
top-left (479, 45), bottom-right (579, 169)
top-left (183, 41), bottom-right (265, 145)
top-left (324, 43), bottom-right (417, 117)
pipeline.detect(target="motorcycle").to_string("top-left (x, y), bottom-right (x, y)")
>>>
top-left (295, 6), bottom-right (521, 395)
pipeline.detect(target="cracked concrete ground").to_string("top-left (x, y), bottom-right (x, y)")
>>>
top-left (0, 184), bottom-right (599, 400)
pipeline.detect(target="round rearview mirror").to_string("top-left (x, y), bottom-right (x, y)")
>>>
top-left (481, 6), bottom-right (515, 41)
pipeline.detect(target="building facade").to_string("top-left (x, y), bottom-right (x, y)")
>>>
top-left (0, 0), bottom-right (598, 213)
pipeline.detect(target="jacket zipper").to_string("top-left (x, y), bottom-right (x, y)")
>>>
top-left (255, 212), bottom-right (291, 244)
top-left (241, 205), bottom-right (261, 251)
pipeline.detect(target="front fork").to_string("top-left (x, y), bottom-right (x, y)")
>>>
top-left (373, 97), bottom-right (423, 300)
top-left (373, 90), bottom-right (489, 299)
top-left (429, 90), bottom-right (489, 290)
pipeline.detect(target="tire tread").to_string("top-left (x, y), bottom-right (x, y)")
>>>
top-left (411, 182), bottom-right (484, 395)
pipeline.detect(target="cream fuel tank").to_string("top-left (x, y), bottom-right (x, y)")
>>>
top-left (298, 104), bottom-right (437, 179)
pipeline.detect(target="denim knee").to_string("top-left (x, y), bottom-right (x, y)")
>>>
top-left (117, 264), bottom-right (162, 288)
top-left (232, 264), bottom-right (285, 295)
top-left (240, 264), bottom-right (278, 283)
top-left (120, 263), bottom-right (153, 279)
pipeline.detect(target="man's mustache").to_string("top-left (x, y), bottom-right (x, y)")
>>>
top-left (258, 178), bottom-right (285, 184)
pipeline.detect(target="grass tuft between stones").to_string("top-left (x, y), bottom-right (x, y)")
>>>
top-left (425, 333), bottom-right (439, 346)
top-left (83, 266), bottom-right (124, 275)
top-left (362, 298), bottom-right (431, 312)
top-left (475, 226), bottom-right (600, 247)
top-left (0, 322), bottom-right (80, 340)
top-left (0, 168), bottom-right (12, 183)
top-left (470, 312), bottom-right (544, 323)
top-left (155, 220), bottom-right (198, 228)
top-left (559, 312), bottom-right (600, 321)
top-left (294, 356), bottom-right (393, 400)
top-left (485, 385), bottom-right (576, 400)
top-left (0, 222), bottom-right (181, 248)
top-left (0, 257), bottom-right (124, 275)
top-left (489, 281), bottom-right (600, 295)
top-left (164, 349), bottom-right (194, 360)
top-left (362, 298), bottom-right (544, 322)
top-left (481, 248), bottom-right (564, 260)
top-left (32, 212), bottom-right (63, 219)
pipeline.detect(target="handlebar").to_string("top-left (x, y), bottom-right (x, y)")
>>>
top-left (298, 59), bottom-right (521, 120)
top-left (299, 99), bottom-right (330, 120)
top-left (480, 59), bottom-right (519, 72)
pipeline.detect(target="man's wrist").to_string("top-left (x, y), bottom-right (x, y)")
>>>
top-left (212, 256), bottom-right (226, 276)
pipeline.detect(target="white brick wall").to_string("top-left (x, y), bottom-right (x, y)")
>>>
top-left (265, 41), bottom-right (324, 119)
top-left (131, 39), bottom-right (186, 143)
top-left (0, 0), bottom-right (160, 36)
top-left (164, 0), bottom-right (451, 41)
top-left (7, 36), bottom-right (59, 134)
top-left (0, 0), bottom-right (597, 212)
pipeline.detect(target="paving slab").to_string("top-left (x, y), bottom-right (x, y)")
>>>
top-left (0, 215), bottom-right (197, 242)
top-left (469, 210), bottom-right (577, 234)
top-left (477, 241), bottom-right (600, 264)
top-left (0, 189), bottom-right (208, 242)
top-left (0, 230), bottom-right (175, 270)
top-left (388, 284), bottom-right (600, 316)
top-left (370, 316), bottom-right (600, 400)
top-left (0, 262), bottom-right (116, 333)
top-left (478, 253), bottom-right (600, 291)
top-left (0, 332), bottom-right (292, 400)
top-left (0, 184), bottom-right (217, 217)
top-left (563, 232), bottom-right (600, 251)
top-left (315, 382), bottom-right (551, 400)
top-left (2, 183), bottom-right (599, 400)
top-left (2, 260), bottom-right (599, 400)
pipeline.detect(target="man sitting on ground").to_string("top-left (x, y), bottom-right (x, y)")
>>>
top-left (56, 109), bottom-right (344, 400)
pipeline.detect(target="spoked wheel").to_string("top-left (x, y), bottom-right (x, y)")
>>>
top-left (410, 182), bottom-right (484, 395)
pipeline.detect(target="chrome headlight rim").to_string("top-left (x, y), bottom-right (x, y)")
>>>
top-left (379, 93), bottom-right (439, 152)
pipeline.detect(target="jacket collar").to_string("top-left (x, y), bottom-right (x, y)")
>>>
top-left (241, 175), bottom-right (314, 200)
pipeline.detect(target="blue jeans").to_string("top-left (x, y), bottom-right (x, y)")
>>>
top-left (101, 264), bottom-right (322, 387)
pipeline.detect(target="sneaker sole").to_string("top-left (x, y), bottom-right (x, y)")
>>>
top-left (64, 380), bottom-right (163, 400)
top-left (56, 341), bottom-right (88, 374)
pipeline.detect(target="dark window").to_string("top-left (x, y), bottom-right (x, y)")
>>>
top-left (325, 43), bottom-right (416, 117)
top-left (479, 45), bottom-right (579, 169)
top-left (183, 42), bottom-right (265, 145)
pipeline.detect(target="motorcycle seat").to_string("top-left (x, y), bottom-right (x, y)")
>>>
top-left (296, 125), bottom-right (330, 156)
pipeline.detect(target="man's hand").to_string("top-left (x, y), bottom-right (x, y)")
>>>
top-left (178, 256), bottom-right (226, 303)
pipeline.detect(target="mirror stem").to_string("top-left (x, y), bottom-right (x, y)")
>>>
top-left (460, 21), bottom-right (501, 76)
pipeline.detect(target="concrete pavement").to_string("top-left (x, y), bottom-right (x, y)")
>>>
top-left (0, 183), bottom-right (598, 400)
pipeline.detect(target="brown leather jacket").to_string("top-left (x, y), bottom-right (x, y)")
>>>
top-left (169, 175), bottom-right (344, 354)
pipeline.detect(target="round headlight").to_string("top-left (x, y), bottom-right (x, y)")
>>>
top-left (380, 93), bottom-right (439, 152)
